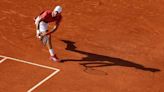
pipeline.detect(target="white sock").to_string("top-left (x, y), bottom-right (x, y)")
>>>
top-left (49, 49), bottom-right (55, 56)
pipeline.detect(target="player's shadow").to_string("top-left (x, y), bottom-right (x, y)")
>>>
top-left (61, 40), bottom-right (160, 72)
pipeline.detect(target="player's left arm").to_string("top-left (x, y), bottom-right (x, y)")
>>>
top-left (46, 23), bottom-right (58, 35)
top-left (46, 16), bottom-right (62, 35)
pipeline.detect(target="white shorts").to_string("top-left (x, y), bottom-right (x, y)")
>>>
top-left (38, 21), bottom-right (48, 32)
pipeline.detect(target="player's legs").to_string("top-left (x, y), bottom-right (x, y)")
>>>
top-left (35, 20), bottom-right (59, 62)
top-left (46, 35), bottom-right (60, 62)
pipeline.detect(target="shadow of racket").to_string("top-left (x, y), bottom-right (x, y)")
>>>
top-left (80, 63), bottom-right (108, 76)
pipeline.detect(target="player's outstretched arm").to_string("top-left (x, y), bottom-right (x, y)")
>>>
top-left (35, 16), bottom-right (42, 30)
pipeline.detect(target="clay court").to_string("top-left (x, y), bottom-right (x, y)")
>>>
top-left (0, 0), bottom-right (164, 92)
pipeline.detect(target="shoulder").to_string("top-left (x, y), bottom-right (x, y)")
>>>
top-left (56, 14), bottom-right (62, 20)
top-left (55, 14), bottom-right (62, 24)
top-left (40, 10), bottom-right (52, 15)
top-left (40, 10), bottom-right (52, 18)
top-left (45, 10), bottom-right (52, 14)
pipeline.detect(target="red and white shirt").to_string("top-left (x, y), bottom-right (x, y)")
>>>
top-left (40, 10), bottom-right (62, 24)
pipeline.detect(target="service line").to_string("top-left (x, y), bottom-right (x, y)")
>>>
top-left (0, 57), bottom-right (7, 63)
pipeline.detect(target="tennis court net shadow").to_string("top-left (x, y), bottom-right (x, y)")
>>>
top-left (61, 40), bottom-right (160, 73)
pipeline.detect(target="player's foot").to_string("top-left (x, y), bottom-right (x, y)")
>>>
top-left (50, 55), bottom-right (60, 62)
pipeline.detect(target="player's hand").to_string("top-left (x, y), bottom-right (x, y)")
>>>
top-left (40, 32), bottom-right (47, 36)
top-left (36, 30), bottom-right (41, 38)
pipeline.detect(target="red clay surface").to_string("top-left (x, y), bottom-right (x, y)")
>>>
top-left (0, 59), bottom-right (54, 92)
top-left (0, 0), bottom-right (164, 92)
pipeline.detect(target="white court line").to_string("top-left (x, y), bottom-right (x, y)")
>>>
top-left (0, 57), bottom-right (7, 63)
top-left (0, 55), bottom-right (60, 92)
top-left (0, 55), bottom-right (59, 71)
top-left (27, 70), bottom-right (60, 92)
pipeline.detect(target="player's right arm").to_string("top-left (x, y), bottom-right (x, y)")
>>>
top-left (35, 16), bottom-right (42, 30)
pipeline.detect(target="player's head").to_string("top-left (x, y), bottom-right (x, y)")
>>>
top-left (54, 6), bottom-right (62, 13)
top-left (52, 5), bottom-right (62, 17)
top-left (52, 6), bottom-right (62, 16)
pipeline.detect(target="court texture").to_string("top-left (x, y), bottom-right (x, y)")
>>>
top-left (0, 0), bottom-right (164, 92)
